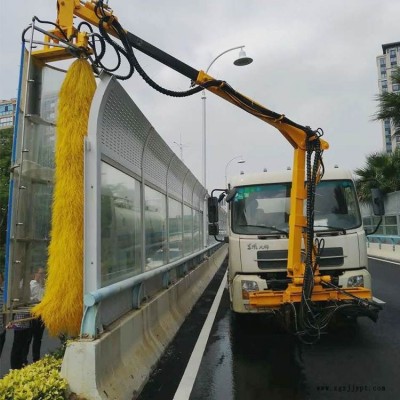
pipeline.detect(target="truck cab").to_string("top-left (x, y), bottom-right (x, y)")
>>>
top-left (224, 168), bottom-right (370, 314)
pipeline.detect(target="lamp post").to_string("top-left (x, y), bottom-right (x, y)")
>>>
top-left (201, 46), bottom-right (253, 189)
top-left (225, 156), bottom-right (246, 187)
top-left (202, 46), bottom-right (253, 247)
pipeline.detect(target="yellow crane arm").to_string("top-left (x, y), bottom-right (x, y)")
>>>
top-left (31, 0), bottom-right (328, 281)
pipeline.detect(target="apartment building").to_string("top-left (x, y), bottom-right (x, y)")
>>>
top-left (376, 42), bottom-right (400, 152)
top-left (0, 98), bottom-right (17, 130)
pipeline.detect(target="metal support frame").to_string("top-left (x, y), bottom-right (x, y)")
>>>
top-left (132, 283), bottom-right (144, 309)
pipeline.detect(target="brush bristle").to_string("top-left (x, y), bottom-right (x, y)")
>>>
top-left (33, 59), bottom-right (96, 336)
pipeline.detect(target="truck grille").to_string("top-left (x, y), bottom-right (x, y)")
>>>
top-left (257, 247), bottom-right (344, 269)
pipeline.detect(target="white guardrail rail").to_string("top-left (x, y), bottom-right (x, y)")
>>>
top-left (367, 235), bottom-right (400, 262)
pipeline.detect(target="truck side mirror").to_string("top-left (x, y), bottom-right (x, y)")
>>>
top-left (225, 187), bottom-right (237, 203)
top-left (208, 223), bottom-right (219, 236)
top-left (371, 188), bottom-right (385, 216)
top-left (208, 197), bottom-right (219, 223)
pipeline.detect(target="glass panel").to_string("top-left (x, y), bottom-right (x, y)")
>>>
top-left (7, 62), bottom-right (62, 307)
top-left (385, 215), bottom-right (397, 225)
top-left (372, 216), bottom-right (382, 225)
top-left (41, 67), bottom-right (62, 124)
top-left (183, 206), bottom-right (193, 255)
top-left (231, 180), bottom-right (362, 235)
top-left (144, 186), bottom-right (167, 270)
top-left (168, 198), bottom-right (182, 261)
top-left (385, 226), bottom-right (398, 235)
top-left (101, 162), bottom-right (142, 286)
top-left (362, 217), bottom-right (372, 227)
top-left (193, 210), bottom-right (201, 251)
top-left (313, 180), bottom-right (361, 230)
top-left (231, 183), bottom-right (291, 235)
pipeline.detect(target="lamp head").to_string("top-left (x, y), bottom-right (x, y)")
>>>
top-left (234, 49), bottom-right (253, 66)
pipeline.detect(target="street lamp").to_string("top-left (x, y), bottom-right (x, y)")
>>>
top-left (225, 156), bottom-right (246, 187)
top-left (201, 46), bottom-right (252, 248)
top-left (201, 46), bottom-right (253, 189)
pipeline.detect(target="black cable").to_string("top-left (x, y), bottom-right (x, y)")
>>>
top-left (77, 21), bottom-right (94, 33)
top-left (294, 129), bottom-right (326, 343)
top-left (86, 0), bottom-right (224, 94)
top-left (110, 18), bottom-right (209, 94)
top-left (22, 17), bottom-right (69, 44)
top-left (97, 16), bottom-right (132, 79)
top-left (33, 16), bottom-right (69, 41)
top-left (21, 26), bottom-right (32, 43)
top-left (88, 33), bottom-right (107, 66)
top-left (219, 83), bottom-right (315, 133)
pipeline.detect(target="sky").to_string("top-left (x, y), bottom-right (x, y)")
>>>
top-left (1, 0), bottom-right (399, 191)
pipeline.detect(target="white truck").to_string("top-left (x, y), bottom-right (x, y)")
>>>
top-left (209, 167), bottom-right (383, 329)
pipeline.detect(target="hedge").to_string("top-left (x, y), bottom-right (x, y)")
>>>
top-left (0, 354), bottom-right (67, 400)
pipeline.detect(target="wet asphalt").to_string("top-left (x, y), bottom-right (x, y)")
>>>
top-left (139, 258), bottom-right (400, 400)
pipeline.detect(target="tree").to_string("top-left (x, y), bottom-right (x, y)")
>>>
top-left (354, 149), bottom-right (400, 202)
top-left (0, 127), bottom-right (13, 268)
top-left (375, 67), bottom-right (400, 135)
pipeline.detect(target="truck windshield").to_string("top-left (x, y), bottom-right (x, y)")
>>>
top-left (231, 180), bottom-right (361, 235)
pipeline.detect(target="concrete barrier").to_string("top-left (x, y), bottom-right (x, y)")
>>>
top-left (367, 242), bottom-right (400, 263)
top-left (61, 244), bottom-right (228, 399)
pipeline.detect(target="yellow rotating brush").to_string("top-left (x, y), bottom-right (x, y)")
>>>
top-left (33, 59), bottom-right (96, 336)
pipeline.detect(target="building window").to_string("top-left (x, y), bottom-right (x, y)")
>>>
top-left (0, 116), bottom-right (13, 126)
top-left (393, 84), bottom-right (400, 92)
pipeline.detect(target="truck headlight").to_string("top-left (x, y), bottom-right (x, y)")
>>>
top-left (242, 280), bottom-right (259, 299)
top-left (347, 275), bottom-right (364, 287)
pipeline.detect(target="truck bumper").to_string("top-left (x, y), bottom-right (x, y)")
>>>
top-left (231, 269), bottom-right (373, 313)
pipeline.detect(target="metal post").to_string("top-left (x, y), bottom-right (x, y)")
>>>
top-left (201, 45), bottom-right (250, 248)
top-left (202, 89), bottom-right (207, 247)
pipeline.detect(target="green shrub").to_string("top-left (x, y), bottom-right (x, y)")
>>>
top-left (0, 354), bottom-right (67, 400)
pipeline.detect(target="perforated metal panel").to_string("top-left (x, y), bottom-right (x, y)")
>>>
top-left (167, 157), bottom-right (188, 200)
top-left (99, 80), bottom-right (152, 176)
top-left (92, 74), bottom-right (203, 201)
top-left (193, 182), bottom-right (205, 210)
top-left (143, 129), bottom-right (173, 192)
top-left (183, 173), bottom-right (197, 206)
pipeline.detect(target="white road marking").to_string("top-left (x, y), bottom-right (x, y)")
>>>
top-left (173, 270), bottom-right (227, 400)
top-left (368, 256), bottom-right (400, 266)
top-left (372, 297), bottom-right (386, 304)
